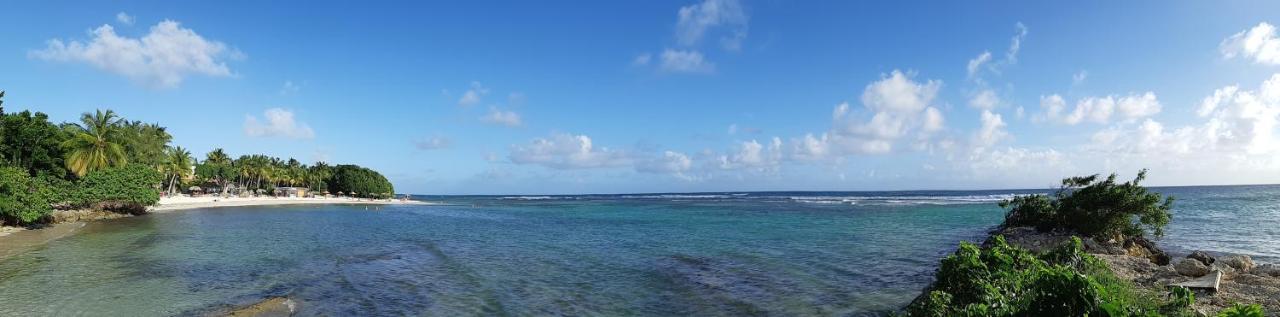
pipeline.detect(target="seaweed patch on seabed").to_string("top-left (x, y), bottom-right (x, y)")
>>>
top-left (197, 241), bottom-right (508, 316)
top-left (646, 254), bottom-right (803, 316)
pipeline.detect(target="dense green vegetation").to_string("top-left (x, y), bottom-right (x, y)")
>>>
top-left (329, 164), bottom-right (395, 198)
top-left (906, 236), bottom-right (1175, 316)
top-left (906, 170), bottom-right (1263, 316)
top-left (0, 90), bottom-right (398, 226)
top-left (1000, 169), bottom-right (1173, 240)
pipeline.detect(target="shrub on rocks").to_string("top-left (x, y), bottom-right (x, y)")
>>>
top-left (999, 169), bottom-right (1173, 241)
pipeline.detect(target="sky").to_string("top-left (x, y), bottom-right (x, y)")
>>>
top-left (3, 1), bottom-right (1280, 194)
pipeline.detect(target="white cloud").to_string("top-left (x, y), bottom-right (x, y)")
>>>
top-left (509, 133), bottom-right (630, 169)
top-left (415, 136), bottom-right (451, 150)
top-left (244, 108), bottom-right (315, 139)
top-left (1006, 22), bottom-right (1028, 64)
top-left (1078, 74), bottom-right (1280, 178)
top-left (637, 151), bottom-right (694, 177)
top-left (718, 138), bottom-right (782, 171)
top-left (458, 81), bottom-right (488, 106)
top-left (966, 51), bottom-right (991, 78)
top-left (974, 110), bottom-right (1008, 147)
top-left (116, 12), bottom-right (135, 25)
top-left (1221, 22), bottom-right (1280, 65)
top-left (1072, 70), bottom-right (1088, 85)
top-left (30, 20), bottom-right (239, 89)
top-left (1037, 92), bottom-right (1161, 125)
top-left (923, 107), bottom-right (946, 132)
top-left (659, 49), bottom-right (715, 73)
top-left (969, 89), bottom-right (999, 110)
top-left (675, 0), bottom-right (748, 51)
top-left (480, 107), bottom-right (522, 127)
top-left (786, 70), bottom-right (945, 161)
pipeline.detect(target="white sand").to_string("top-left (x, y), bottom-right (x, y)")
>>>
top-left (150, 195), bottom-right (433, 212)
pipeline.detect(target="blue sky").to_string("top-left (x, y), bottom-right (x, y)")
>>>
top-left (3, 1), bottom-right (1280, 194)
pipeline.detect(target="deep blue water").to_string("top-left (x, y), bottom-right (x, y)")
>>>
top-left (0, 186), bottom-right (1275, 316)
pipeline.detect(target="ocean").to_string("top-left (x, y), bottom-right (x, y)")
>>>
top-left (0, 185), bottom-right (1275, 316)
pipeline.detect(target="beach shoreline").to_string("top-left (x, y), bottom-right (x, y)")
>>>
top-left (0, 196), bottom-right (437, 254)
top-left (148, 195), bottom-right (436, 212)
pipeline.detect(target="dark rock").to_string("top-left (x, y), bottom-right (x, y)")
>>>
top-left (1188, 250), bottom-right (1215, 266)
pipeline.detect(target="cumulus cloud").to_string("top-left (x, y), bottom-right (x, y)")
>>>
top-left (415, 136), bottom-right (451, 150)
top-left (659, 49), bottom-right (715, 73)
top-left (784, 70), bottom-right (946, 162)
top-left (1037, 92), bottom-right (1161, 125)
top-left (1077, 74), bottom-right (1280, 180)
top-left (718, 138), bottom-right (782, 171)
top-left (637, 151), bottom-right (695, 179)
top-left (969, 89), bottom-right (999, 110)
top-left (675, 0), bottom-right (748, 51)
top-left (974, 110), bottom-right (1008, 147)
top-left (480, 107), bottom-right (522, 127)
top-left (116, 12), bottom-right (135, 25)
top-left (509, 133), bottom-right (630, 169)
top-left (30, 20), bottom-right (239, 89)
top-left (458, 81), bottom-right (488, 106)
top-left (244, 108), bottom-right (315, 139)
top-left (1006, 22), bottom-right (1028, 63)
top-left (1221, 22), bottom-right (1280, 65)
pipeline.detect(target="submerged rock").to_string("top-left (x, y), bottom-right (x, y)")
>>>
top-left (1189, 250), bottom-right (1216, 266)
top-left (223, 297), bottom-right (296, 317)
top-left (1176, 258), bottom-right (1211, 277)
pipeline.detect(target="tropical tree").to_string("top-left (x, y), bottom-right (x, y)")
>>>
top-left (0, 109), bottom-right (69, 177)
top-left (62, 109), bottom-right (127, 177)
top-left (203, 148), bottom-right (233, 195)
top-left (163, 146), bottom-right (193, 194)
top-left (118, 121), bottom-right (172, 169)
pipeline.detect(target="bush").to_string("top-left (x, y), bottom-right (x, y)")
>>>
top-left (73, 164), bottom-right (162, 214)
top-left (1000, 169), bottom-right (1174, 240)
top-left (1217, 303), bottom-right (1264, 317)
top-left (327, 164), bottom-right (394, 198)
top-left (0, 166), bottom-right (52, 225)
top-left (905, 236), bottom-right (1181, 317)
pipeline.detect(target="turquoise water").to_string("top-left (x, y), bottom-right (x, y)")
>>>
top-left (0, 186), bottom-right (1275, 316)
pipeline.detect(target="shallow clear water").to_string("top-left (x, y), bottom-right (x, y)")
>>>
top-left (0, 186), bottom-right (1275, 316)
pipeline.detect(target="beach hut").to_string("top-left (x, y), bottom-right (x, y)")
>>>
top-left (188, 186), bottom-right (202, 196)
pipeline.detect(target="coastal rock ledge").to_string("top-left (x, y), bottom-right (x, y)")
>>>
top-left (986, 226), bottom-right (1280, 315)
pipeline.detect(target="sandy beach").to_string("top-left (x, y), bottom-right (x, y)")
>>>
top-left (149, 195), bottom-right (435, 212)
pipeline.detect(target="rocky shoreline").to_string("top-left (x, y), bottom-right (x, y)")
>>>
top-left (986, 226), bottom-right (1280, 315)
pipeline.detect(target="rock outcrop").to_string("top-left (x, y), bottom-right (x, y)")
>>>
top-left (1176, 258), bottom-right (1211, 277)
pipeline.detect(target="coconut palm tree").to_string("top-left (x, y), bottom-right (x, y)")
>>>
top-left (205, 148), bottom-right (232, 195)
top-left (62, 109), bottom-right (127, 177)
top-left (164, 146), bottom-right (194, 194)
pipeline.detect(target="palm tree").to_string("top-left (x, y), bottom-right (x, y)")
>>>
top-left (63, 109), bottom-right (127, 177)
top-left (164, 146), bottom-right (193, 194)
top-left (205, 148), bottom-right (232, 195)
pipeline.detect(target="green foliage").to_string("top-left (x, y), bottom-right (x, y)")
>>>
top-left (72, 164), bottom-right (162, 213)
top-left (62, 109), bottom-right (128, 177)
top-left (1000, 169), bottom-right (1174, 239)
top-left (0, 110), bottom-right (70, 178)
top-left (0, 166), bottom-right (52, 225)
top-left (1167, 286), bottom-right (1194, 310)
top-left (117, 120), bottom-right (172, 169)
top-left (1217, 303), bottom-right (1264, 317)
top-left (328, 164), bottom-right (394, 198)
top-left (905, 236), bottom-right (1185, 317)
